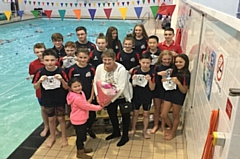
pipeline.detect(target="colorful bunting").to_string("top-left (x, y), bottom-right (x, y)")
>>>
top-left (70, 3), bottom-right (72, 7)
top-left (104, 8), bottom-right (112, 20)
top-left (127, 2), bottom-right (129, 5)
top-left (93, 3), bottom-right (96, 7)
top-left (158, 0), bottom-right (161, 3)
top-left (65, 3), bottom-right (68, 7)
top-left (134, 7), bottom-right (143, 19)
top-left (132, 1), bottom-right (135, 5)
top-left (73, 9), bottom-right (81, 21)
top-left (47, 2), bottom-right (49, 6)
top-left (18, 10), bottom-right (24, 20)
top-left (150, 6), bottom-right (159, 18)
top-left (112, 2), bottom-right (115, 6)
top-left (31, 10), bottom-right (39, 18)
top-left (24, 0), bottom-right (26, 4)
top-left (33, 1), bottom-right (35, 5)
top-left (108, 3), bottom-right (110, 7)
top-left (158, 4), bottom-right (176, 16)
top-left (58, 10), bottom-right (66, 21)
top-left (37, 1), bottom-right (40, 5)
top-left (153, 0), bottom-right (156, 3)
top-left (147, 0), bottom-right (150, 4)
top-left (42, 2), bottom-right (44, 5)
top-left (51, 2), bottom-right (54, 6)
top-left (98, 3), bottom-right (101, 7)
top-left (103, 3), bottom-right (105, 7)
top-left (122, 2), bottom-right (125, 6)
top-left (79, 3), bottom-right (82, 7)
top-left (88, 9), bottom-right (96, 20)
top-left (137, 1), bottom-right (140, 5)
top-left (84, 3), bottom-right (87, 7)
top-left (44, 10), bottom-right (52, 19)
top-left (117, 2), bottom-right (120, 6)
top-left (3, 11), bottom-right (11, 21)
top-left (119, 7), bottom-right (128, 20)
top-left (19, 0), bottom-right (23, 4)
top-left (56, 2), bottom-right (58, 6)
top-left (142, 0), bottom-right (145, 4)
top-left (88, 3), bottom-right (91, 7)
top-left (28, 1), bottom-right (31, 5)
top-left (61, 3), bottom-right (63, 7)
top-left (75, 3), bottom-right (78, 7)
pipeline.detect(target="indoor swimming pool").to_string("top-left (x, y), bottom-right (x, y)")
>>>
top-left (0, 18), bottom-right (141, 159)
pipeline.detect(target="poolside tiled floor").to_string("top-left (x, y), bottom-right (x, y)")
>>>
top-left (30, 123), bottom-right (187, 159)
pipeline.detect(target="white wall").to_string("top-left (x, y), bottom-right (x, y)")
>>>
top-left (0, 2), bottom-right (11, 13)
top-left (18, 0), bottom-right (173, 19)
top-left (177, 0), bottom-right (240, 159)
top-left (185, 0), bottom-right (239, 17)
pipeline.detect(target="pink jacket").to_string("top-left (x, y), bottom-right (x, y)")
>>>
top-left (67, 91), bottom-right (102, 125)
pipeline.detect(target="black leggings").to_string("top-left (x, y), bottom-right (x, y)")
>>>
top-left (86, 111), bottom-right (96, 129)
top-left (106, 98), bottom-right (130, 137)
top-left (73, 123), bottom-right (87, 150)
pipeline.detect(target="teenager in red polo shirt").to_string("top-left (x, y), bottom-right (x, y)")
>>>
top-left (158, 28), bottom-right (182, 56)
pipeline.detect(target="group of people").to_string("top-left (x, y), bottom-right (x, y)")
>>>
top-left (29, 24), bottom-right (190, 159)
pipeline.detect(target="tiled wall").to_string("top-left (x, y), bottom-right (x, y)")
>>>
top-left (177, 1), bottom-right (240, 159)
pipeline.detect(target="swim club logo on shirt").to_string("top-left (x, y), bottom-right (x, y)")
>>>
top-left (130, 57), bottom-right (136, 62)
top-left (93, 56), bottom-right (98, 61)
top-left (88, 48), bottom-right (91, 52)
top-left (85, 71), bottom-right (91, 77)
top-left (132, 75), bottom-right (148, 87)
top-left (42, 76), bottom-right (61, 90)
top-left (120, 57), bottom-right (123, 61)
top-left (141, 45), bottom-right (146, 49)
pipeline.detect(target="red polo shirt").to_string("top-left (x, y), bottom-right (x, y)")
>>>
top-left (29, 58), bottom-right (60, 98)
top-left (158, 40), bottom-right (182, 54)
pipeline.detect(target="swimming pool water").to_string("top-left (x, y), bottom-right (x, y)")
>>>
top-left (0, 18), bottom-right (141, 159)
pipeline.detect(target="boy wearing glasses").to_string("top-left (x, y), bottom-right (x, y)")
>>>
top-left (75, 26), bottom-right (96, 52)
top-left (158, 28), bottom-right (182, 56)
top-left (52, 33), bottom-right (67, 59)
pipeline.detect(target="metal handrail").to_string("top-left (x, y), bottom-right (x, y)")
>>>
top-left (142, 12), bottom-right (150, 20)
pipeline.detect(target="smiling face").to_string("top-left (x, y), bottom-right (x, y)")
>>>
top-left (70, 81), bottom-right (82, 94)
top-left (124, 40), bottom-right (133, 52)
top-left (134, 26), bottom-right (143, 38)
top-left (175, 56), bottom-right (186, 70)
top-left (111, 30), bottom-right (118, 40)
top-left (164, 30), bottom-right (174, 43)
top-left (76, 52), bottom-right (89, 66)
top-left (34, 48), bottom-right (45, 59)
top-left (148, 38), bottom-right (158, 50)
top-left (97, 39), bottom-right (107, 51)
top-left (102, 56), bottom-right (115, 70)
top-left (161, 54), bottom-right (172, 66)
top-left (52, 39), bottom-right (63, 49)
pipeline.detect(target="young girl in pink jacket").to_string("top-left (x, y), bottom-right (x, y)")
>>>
top-left (67, 77), bottom-right (104, 159)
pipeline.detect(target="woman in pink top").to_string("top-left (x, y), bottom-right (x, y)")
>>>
top-left (67, 78), bottom-right (104, 159)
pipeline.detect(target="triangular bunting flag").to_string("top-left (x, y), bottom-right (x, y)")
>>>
top-left (51, 2), bottom-right (54, 6)
top-left (132, 1), bottom-right (135, 5)
top-left (153, 0), bottom-right (156, 3)
top-left (148, 0), bottom-right (150, 4)
top-left (19, 0), bottom-right (23, 4)
top-left (150, 6), bottom-right (159, 18)
top-left (65, 3), bottom-right (68, 7)
top-left (33, 1), bottom-right (35, 5)
top-left (24, 0), bottom-right (26, 4)
top-left (127, 2), bottom-right (129, 5)
top-left (37, 2), bottom-right (40, 5)
top-left (112, 2), bottom-right (115, 6)
top-left (75, 3), bottom-right (77, 7)
top-left (28, 1), bottom-right (31, 5)
top-left (134, 7), bottom-right (143, 19)
top-left (58, 10), bottom-right (66, 21)
top-left (70, 3), bottom-right (72, 7)
top-left (88, 3), bottom-right (91, 7)
top-left (119, 7), bottom-right (128, 20)
top-left (73, 9), bottom-right (81, 20)
top-left (158, 0), bottom-right (160, 3)
top-left (31, 10), bottom-right (38, 18)
top-left (79, 3), bottom-right (82, 7)
top-left (4, 11), bottom-right (11, 21)
top-left (47, 2), bottom-right (49, 6)
top-left (18, 10), bottom-right (24, 20)
top-left (122, 2), bottom-right (125, 6)
top-left (88, 9), bottom-right (96, 20)
top-left (98, 3), bottom-right (100, 7)
top-left (56, 2), bottom-right (58, 6)
top-left (93, 3), bottom-right (96, 7)
top-left (107, 3), bottom-right (110, 7)
top-left (42, 2), bottom-right (44, 5)
top-left (61, 3), bottom-right (63, 6)
top-left (142, 0), bottom-right (145, 4)
top-left (84, 3), bottom-right (86, 7)
top-left (103, 3), bottom-right (105, 7)
top-left (137, 1), bottom-right (140, 5)
top-left (117, 2), bottom-right (120, 6)
top-left (44, 10), bottom-right (52, 19)
top-left (104, 8), bottom-right (112, 20)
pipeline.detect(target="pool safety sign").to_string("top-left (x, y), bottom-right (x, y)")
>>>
top-left (213, 50), bottom-right (228, 95)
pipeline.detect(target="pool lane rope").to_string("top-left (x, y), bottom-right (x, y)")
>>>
top-left (201, 109), bottom-right (219, 159)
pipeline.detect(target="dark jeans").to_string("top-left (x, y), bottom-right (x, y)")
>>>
top-left (73, 122), bottom-right (87, 150)
top-left (86, 111), bottom-right (96, 129)
top-left (106, 98), bottom-right (130, 138)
